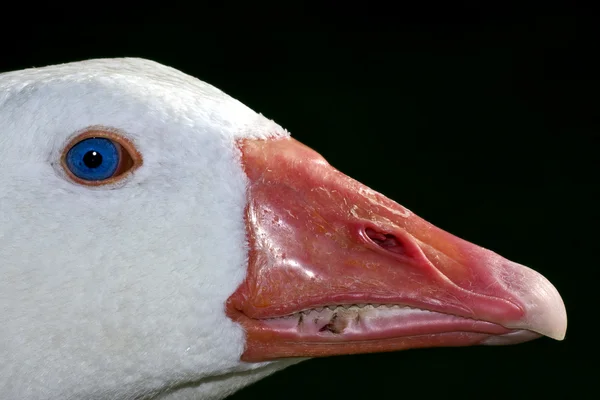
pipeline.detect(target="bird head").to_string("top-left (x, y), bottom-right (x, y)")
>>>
top-left (0, 58), bottom-right (566, 399)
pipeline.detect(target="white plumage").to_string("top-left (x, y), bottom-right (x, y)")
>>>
top-left (0, 58), bottom-right (294, 400)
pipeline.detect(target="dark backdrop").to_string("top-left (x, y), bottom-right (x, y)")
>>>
top-left (1, 4), bottom-right (595, 399)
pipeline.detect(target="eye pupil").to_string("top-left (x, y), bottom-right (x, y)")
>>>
top-left (83, 150), bottom-right (103, 169)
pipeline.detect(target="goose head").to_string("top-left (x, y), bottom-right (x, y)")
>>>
top-left (0, 58), bottom-right (567, 399)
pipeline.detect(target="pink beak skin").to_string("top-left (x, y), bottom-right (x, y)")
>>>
top-left (226, 137), bottom-right (567, 362)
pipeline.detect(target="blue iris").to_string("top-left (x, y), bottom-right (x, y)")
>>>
top-left (65, 137), bottom-right (119, 181)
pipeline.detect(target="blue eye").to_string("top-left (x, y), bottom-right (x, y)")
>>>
top-left (65, 137), bottom-right (120, 181)
top-left (62, 130), bottom-right (141, 185)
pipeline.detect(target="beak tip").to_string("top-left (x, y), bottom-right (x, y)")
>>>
top-left (535, 306), bottom-right (567, 341)
top-left (540, 299), bottom-right (567, 341)
top-left (503, 261), bottom-right (567, 341)
top-left (525, 277), bottom-right (567, 342)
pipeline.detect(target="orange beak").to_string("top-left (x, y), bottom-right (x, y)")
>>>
top-left (227, 138), bottom-right (567, 362)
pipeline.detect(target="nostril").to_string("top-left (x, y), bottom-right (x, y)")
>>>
top-left (365, 227), bottom-right (406, 255)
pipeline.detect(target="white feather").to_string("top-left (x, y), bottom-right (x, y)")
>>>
top-left (0, 58), bottom-right (294, 399)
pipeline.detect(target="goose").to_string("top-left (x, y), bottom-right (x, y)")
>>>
top-left (0, 58), bottom-right (567, 400)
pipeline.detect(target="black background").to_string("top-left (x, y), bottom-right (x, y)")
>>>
top-left (1, 3), bottom-right (595, 399)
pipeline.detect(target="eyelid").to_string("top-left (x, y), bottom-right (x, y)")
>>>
top-left (61, 128), bottom-right (143, 186)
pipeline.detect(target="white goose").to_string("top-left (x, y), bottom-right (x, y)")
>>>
top-left (0, 58), bottom-right (567, 400)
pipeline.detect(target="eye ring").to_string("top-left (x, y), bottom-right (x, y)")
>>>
top-left (61, 128), bottom-right (142, 186)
